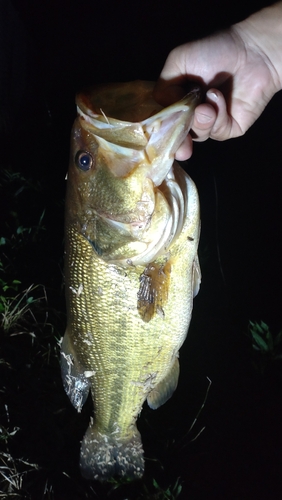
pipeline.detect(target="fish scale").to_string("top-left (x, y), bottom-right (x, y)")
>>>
top-left (65, 225), bottom-right (187, 424)
top-left (61, 81), bottom-right (201, 480)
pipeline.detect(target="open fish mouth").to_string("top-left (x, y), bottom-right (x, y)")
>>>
top-left (76, 81), bottom-right (201, 186)
top-left (71, 81), bottom-right (201, 266)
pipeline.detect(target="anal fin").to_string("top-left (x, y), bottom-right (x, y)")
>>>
top-left (147, 357), bottom-right (179, 410)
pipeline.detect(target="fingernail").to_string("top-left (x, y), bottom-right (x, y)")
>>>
top-left (206, 90), bottom-right (219, 101)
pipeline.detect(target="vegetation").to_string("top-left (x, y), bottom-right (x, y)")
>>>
top-left (248, 320), bottom-right (282, 375)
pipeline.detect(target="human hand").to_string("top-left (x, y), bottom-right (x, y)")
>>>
top-left (154, 5), bottom-right (282, 160)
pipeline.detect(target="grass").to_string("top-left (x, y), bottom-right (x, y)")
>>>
top-left (0, 412), bottom-right (38, 498)
top-left (1, 283), bottom-right (45, 334)
top-left (0, 449), bottom-right (39, 498)
top-left (140, 478), bottom-right (182, 499)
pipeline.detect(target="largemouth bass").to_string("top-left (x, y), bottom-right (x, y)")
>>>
top-left (61, 81), bottom-right (201, 481)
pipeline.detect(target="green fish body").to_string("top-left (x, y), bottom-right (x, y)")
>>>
top-left (61, 81), bottom-right (201, 481)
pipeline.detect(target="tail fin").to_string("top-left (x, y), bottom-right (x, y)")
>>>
top-left (80, 422), bottom-right (144, 481)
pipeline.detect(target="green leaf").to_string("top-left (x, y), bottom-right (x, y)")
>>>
top-left (251, 331), bottom-right (268, 351)
top-left (152, 478), bottom-right (160, 489)
top-left (176, 484), bottom-right (182, 495)
top-left (260, 321), bottom-right (269, 332)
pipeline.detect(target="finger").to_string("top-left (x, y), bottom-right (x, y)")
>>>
top-left (205, 89), bottom-right (233, 140)
top-left (191, 103), bottom-right (217, 142)
top-left (174, 95), bottom-right (219, 159)
top-left (175, 135), bottom-right (193, 161)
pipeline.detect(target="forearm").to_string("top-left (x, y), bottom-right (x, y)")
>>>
top-left (233, 1), bottom-right (282, 93)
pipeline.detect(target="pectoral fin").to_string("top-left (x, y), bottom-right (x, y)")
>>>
top-left (61, 327), bottom-right (90, 412)
top-left (137, 261), bottom-right (171, 322)
top-left (147, 357), bottom-right (179, 410)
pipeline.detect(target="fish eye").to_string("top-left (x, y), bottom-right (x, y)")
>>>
top-left (75, 150), bottom-right (93, 171)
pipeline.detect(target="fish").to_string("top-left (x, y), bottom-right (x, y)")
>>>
top-left (61, 80), bottom-right (201, 481)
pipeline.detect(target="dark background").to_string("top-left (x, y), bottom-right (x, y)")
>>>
top-left (1, 0), bottom-right (282, 498)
